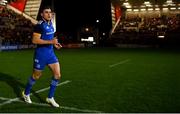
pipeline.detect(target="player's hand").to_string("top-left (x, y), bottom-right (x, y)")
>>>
top-left (51, 38), bottom-right (58, 45)
top-left (54, 43), bottom-right (62, 50)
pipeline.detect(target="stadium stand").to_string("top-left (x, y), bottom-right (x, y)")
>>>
top-left (111, 13), bottom-right (180, 47)
top-left (0, 6), bottom-right (34, 49)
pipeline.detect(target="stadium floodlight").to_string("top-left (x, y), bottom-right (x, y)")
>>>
top-left (155, 8), bottom-right (160, 11)
top-left (126, 5), bottom-right (132, 8)
top-left (146, 4), bottom-right (152, 7)
top-left (81, 37), bottom-right (94, 42)
top-left (88, 37), bottom-right (94, 42)
top-left (165, 0), bottom-right (175, 6)
top-left (163, 4), bottom-right (168, 7)
top-left (111, 9), bottom-right (115, 13)
top-left (123, 2), bottom-right (129, 6)
top-left (127, 9), bottom-right (132, 11)
top-left (140, 9), bottom-right (146, 11)
top-left (143, 1), bottom-right (152, 7)
top-left (134, 9), bottom-right (139, 12)
top-left (158, 36), bottom-right (165, 38)
top-left (144, 1), bottom-right (150, 5)
top-left (166, 0), bottom-right (173, 4)
top-left (141, 5), bottom-right (146, 8)
top-left (148, 8), bottom-right (153, 11)
top-left (170, 7), bottom-right (176, 10)
top-left (122, 1), bottom-right (132, 8)
top-left (163, 8), bottom-right (169, 11)
top-left (85, 28), bottom-right (89, 32)
top-left (170, 4), bottom-right (176, 6)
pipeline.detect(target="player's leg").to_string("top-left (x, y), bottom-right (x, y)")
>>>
top-left (46, 62), bottom-right (61, 107)
top-left (22, 69), bottom-right (42, 103)
top-left (48, 62), bottom-right (61, 80)
top-left (23, 55), bottom-right (45, 103)
top-left (24, 69), bottom-right (42, 95)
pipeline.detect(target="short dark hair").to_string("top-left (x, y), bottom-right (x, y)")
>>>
top-left (40, 6), bottom-right (52, 13)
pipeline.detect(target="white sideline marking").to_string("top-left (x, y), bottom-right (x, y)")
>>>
top-left (0, 97), bottom-right (10, 100)
top-left (109, 59), bottom-right (130, 68)
top-left (0, 80), bottom-right (102, 112)
top-left (60, 106), bottom-right (102, 113)
top-left (0, 97), bottom-right (102, 112)
top-left (34, 80), bottom-right (71, 94)
top-left (0, 80), bottom-right (71, 106)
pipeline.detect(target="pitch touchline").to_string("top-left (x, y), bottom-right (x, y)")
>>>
top-left (34, 80), bottom-right (71, 94)
top-left (0, 80), bottom-right (71, 106)
top-left (0, 96), bottom-right (102, 113)
top-left (0, 79), bottom-right (102, 113)
top-left (109, 59), bottom-right (131, 68)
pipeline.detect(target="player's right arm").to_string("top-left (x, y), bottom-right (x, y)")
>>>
top-left (32, 33), bottom-right (58, 45)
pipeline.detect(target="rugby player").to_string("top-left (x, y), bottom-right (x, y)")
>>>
top-left (22, 6), bottom-right (62, 107)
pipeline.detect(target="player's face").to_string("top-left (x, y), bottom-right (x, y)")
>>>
top-left (42, 9), bottom-right (52, 21)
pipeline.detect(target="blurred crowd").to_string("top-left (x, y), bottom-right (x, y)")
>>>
top-left (0, 7), bottom-right (33, 45)
top-left (112, 14), bottom-right (180, 46)
top-left (1, 6), bottom-right (180, 47)
top-left (116, 15), bottom-right (180, 33)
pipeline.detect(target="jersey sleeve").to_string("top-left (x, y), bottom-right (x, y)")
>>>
top-left (33, 23), bottom-right (43, 34)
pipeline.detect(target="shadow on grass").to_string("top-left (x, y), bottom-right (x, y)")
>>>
top-left (0, 72), bottom-right (44, 103)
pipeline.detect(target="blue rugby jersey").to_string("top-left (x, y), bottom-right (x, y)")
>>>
top-left (33, 20), bottom-right (58, 70)
top-left (34, 20), bottom-right (55, 54)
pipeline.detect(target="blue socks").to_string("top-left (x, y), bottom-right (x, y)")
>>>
top-left (48, 78), bottom-right (59, 98)
top-left (25, 76), bottom-right (36, 95)
top-left (24, 76), bottom-right (59, 98)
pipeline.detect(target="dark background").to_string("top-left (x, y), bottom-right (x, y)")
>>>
top-left (39, 0), bottom-right (112, 39)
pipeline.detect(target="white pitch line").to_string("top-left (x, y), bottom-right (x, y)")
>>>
top-left (0, 96), bottom-right (49, 106)
top-left (34, 80), bottom-right (71, 94)
top-left (0, 97), bottom-right (10, 100)
top-left (109, 59), bottom-right (131, 68)
top-left (60, 106), bottom-right (102, 113)
top-left (0, 80), bottom-right (71, 106)
top-left (0, 97), bottom-right (102, 113)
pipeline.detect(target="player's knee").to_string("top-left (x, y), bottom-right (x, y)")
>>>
top-left (32, 71), bottom-right (42, 80)
top-left (54, 73), bottom-right (61, 80)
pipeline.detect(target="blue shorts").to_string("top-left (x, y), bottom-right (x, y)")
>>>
top-left (33, 52), bottom-right (58, 70)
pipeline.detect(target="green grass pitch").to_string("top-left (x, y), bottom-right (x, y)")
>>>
top-left (0, 48), bottom-right (180, 112)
